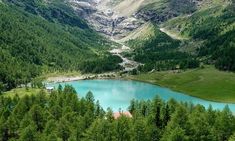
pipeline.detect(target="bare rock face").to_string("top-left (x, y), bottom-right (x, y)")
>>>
top-left (68, 0), bottom-right (144, 39)
top-left (112, 17), bottom-right (144, 38)
top-left (69, 0), bottom-right (97, 17)
top-left (135, 0), bottom-right (213, 24)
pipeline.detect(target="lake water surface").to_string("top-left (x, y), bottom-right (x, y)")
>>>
top-left (49, 79), bottom-right (235, 112)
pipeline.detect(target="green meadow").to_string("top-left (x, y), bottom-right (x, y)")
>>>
top-left (129, 66), bottom-right (235, 103)
top-left (3, 88), bottom-right (44, 98)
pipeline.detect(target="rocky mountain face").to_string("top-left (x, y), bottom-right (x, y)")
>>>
top-left (67, 0), bottom-right (230, 40)
top-left (135, 0), bottom-right (217, 23)
top-left (68, 0), bottom-right (144, 39)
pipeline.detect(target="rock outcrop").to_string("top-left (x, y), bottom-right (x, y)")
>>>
top-left (68, 0), bottom-right (144, 39)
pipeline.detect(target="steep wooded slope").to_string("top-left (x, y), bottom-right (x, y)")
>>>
top-left (162, 3), bottom-right (235, 71)
top-left (0, 1), bottom-right (121, 91)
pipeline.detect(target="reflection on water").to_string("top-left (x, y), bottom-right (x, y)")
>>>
top-left (49, 80), bottom-right (235, 112)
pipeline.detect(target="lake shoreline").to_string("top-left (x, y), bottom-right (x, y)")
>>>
top-left (45, 72), bottom-right (123, 84)
top-left (45, 71), bottom-right (235, 105)
top-left (47, 78), bottom-right (235, 112)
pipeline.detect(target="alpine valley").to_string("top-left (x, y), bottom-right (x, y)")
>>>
top-left (1, 0), bottom-right (235, 141)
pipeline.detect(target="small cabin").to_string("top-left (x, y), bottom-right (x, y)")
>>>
top-left (113, 111), bottom-right (132, 119)
top-left (46, 86), bottom-right (54, 93)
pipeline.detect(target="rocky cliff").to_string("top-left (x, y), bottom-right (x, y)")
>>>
top-left (68, 0), bottom-right (144, 39)
top-left (67, 0), bottom-right (228, 40)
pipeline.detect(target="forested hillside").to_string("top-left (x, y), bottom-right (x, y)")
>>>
top-left (126, 23), bottom-right (199, 72)
top-left (0, 86), bottom-right (235, 141)
top-left (163, 3), bottom-right (235, 71)
top-left (136, 0), bottom-right (227, 23)
top-left (123, 0), bottom-right (235, 73)
top-left (0, 1), bottom-right (121, 91)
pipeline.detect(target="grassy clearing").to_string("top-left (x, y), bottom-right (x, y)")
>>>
top-left (119, 22), bottom-right (156, 43)
top-left (128, 66), bottom-right (235, 103)
top-left (3, 88), bottom-right (44, 98)
top-left (40, 71), bottom-right (82, 79)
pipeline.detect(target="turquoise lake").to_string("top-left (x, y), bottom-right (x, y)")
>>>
top-left (49, 79), bottom-right (235, 112)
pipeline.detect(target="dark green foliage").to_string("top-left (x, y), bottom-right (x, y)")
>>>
top-left (1, 86), bottom-right (235, 140)
top-left (79, 55), bottom-right (123, 73)
top-left (0, 2), bottom-right (120, 91)
top-left (0, 82), bottom-right (4, 95)
top-left (127, 25), bottom-right (199, 72)
top-left (171, 4), bottom-right (235, 71)
top-left (19, 125), bottom-right (39, 141)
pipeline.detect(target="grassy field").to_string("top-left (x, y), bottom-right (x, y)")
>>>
top-left (3, 88), bottom-right (44, 98)
top-left (128, 66), bottom-right (235, 103)
top-left (41, 71), bottom-right (82, 78)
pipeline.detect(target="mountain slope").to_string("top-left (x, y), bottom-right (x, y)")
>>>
top-left (136, 0), bottom-right (228, 23)
top-left (162, 3), bottom-right (235, 71)
top-left (125, 23), bottom-right (199, 72)
top-left (0, 1), bottom-right (121, 91)
top-left (114, 0), bottom-right (235, 72)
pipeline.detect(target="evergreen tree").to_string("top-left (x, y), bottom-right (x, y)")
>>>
top-left (57, 118), bottom-right (71, 141)
top-left (29, 104), bottom-right (45, 132)
top-left (106, 108), bottom-right (114, 122)
top-left (214, 106), bottom-right (234, 140)
top-left (162, 126), bottom-right (187, 141)
top-left (188, 106), bottom-right (213, 141)
top-left (153, 97), bottom-right (162, 128)
top-left (70, 116), bottom-right (86, 141)
top-left (163, 104), bottom-right (170, 127)
top-left (6, 114), bottom-right (19, 139)
top-left (63, 85), bottom-right (77, 95)
top-left (161, 106), bottom-right (189, 140)
top-left (229, 132), bottom-right (235, 141)
top-left (43, 119), bottom-right (58, 136)
top-left (0, 116), bottom-right (9, 141)
top-left (0, 82), bottom-right (3, 95)
top-left (0, 86), bottom-right (235, 141)
top-left (50, 105), bottom-right (62, 120)
top-left (132, 118), bottom-right (149, 141)
top-left (115, 116), bottom-right (131, 141)
top-left (45, 133), bottom-right (59, 141)
top-left (19, 125), bottom-right (39, 141)
top-left (129, 99), bottom-right (136, 114)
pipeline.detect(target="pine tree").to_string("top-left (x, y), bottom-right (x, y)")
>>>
top-left (163, 104), bottom-right (170, 127)
top-left (229, 132), bottom-right (235, 141)
top-left (45, 133), bottom-right (59, 141)
top-left (29, 104), bottom-right (45, 132)
top-left (6, 114), bottom-right (19, 139)
top-left (0, 82), bottom-right (4, 95)
top-left (153, 97), bottom-right (162, 128)
top-left (70, 116), bottom-right (86, 141)
top-left (163, 126), bottom-right (187, 141)
top-left (63, 85), bottom-right (77, 95)
top-left (115, 116), bottom-right (131, 141)
top-left (57, 118), bottom-right (71, 141)
top-left (188, 106), bottom-right (213, 140)
top-left (43, 119), bottom-right (57, 136)
top-left (106, 108), bottom-right (114, 122)
top-left (128, 99), bottom-right (136, 114)
top-left (161, 106), bottom-right (189, 140)
top-left (0, 116), bottom-right (9, 141)
top-left (132, 118), bottom-right (149, 141)
top-left (50, 105), bottom-right (62, 120)
top-left (214, 106), bottom-right (235, 141)
top-left (19, 125), bottom-right (39, 141)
